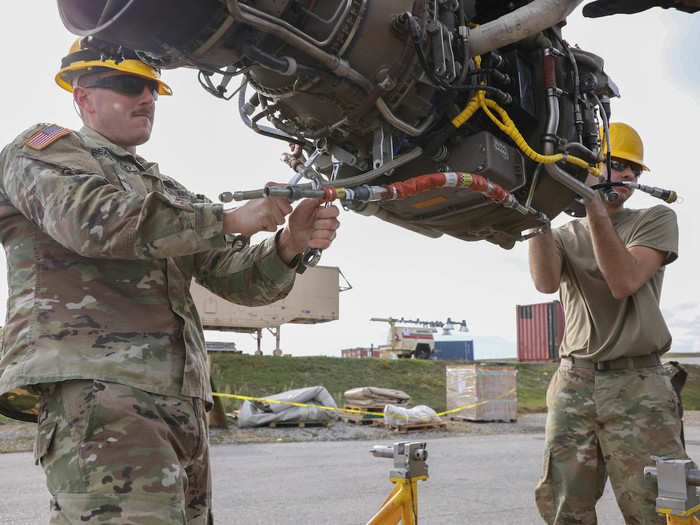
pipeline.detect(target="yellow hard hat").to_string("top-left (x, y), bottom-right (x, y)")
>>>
top-left (600, 122), bottom-right (649, 171)
top-left (56, 37), bottom-right (172, 96)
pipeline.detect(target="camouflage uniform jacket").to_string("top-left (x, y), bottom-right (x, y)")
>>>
top-left (0, 124), bottom-right (296, 422)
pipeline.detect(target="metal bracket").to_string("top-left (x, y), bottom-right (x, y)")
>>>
top-left (372, 125), bottom-right (395, 171)
top-left (370, 441), bottom-right (429, 480)
top-left (644, 456), bottom-right (700, 515)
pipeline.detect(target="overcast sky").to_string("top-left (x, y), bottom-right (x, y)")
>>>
top-left (1, 4), bottom-right (698, 357)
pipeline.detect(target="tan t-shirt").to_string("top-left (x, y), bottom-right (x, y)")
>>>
top-left (552, 205), bottom-right (678, 361)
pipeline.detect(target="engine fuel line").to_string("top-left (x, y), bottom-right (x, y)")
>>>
top-left (230, 171), bottom-right (551, 225)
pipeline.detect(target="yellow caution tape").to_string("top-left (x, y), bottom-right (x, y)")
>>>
top-left (436, 387), bottom-right (516, 417)
top-left (212, 387), bottom-right (517, 420)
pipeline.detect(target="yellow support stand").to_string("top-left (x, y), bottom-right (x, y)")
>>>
top-left (659, 503), bottom-right (700, 524)
top-left (645, 457), bottom-right (700, 525)
top-left (366, 442), bottom-right (429, 525)
top-left (366, 477), bottom-right (427, 525)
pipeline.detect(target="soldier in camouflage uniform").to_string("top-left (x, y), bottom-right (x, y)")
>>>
top-left (528, 123), bottom-right (688, 524)
top-left (0, 38), bottom-right (340, 524)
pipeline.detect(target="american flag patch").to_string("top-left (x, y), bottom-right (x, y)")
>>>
top-left (24, 125), bottom-right (71, 150)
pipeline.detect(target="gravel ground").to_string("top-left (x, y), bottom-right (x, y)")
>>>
top-left (0, 414), bottom-right (547, 453)
top-left (210, 413), bottom-right (548, 446)
top-left (3, 411), bottom-right (699, 453)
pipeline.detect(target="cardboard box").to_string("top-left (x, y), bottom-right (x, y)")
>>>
top-left (446, 364), bottom-right (517, 421)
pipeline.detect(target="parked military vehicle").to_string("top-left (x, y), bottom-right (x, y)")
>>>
top-left (371, 317), bottom-right (467, 359)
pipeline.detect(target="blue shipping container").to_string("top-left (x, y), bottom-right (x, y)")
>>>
top-left (432, 340), bottom-right (474, 361)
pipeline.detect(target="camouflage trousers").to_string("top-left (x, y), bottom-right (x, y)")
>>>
top-left (535, 364), bottom-right (687, 525)
top-left (34, 380), bottom-right (213, 524)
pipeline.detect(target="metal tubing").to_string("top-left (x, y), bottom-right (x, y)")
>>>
top-left (239, 0), bottom-right (353, 48)
top-left (563, 141), bottom-right (599, 164)
top-left (543, 94), bottom-right (595, 203)
top-left (225, 0), bottom-right (373, 92)
top-left (229, 189), bottom-right (265, 201)
top-left (263, 186), bottom-right (326, 200)
top-left (226, 147), bottom-right (422, 203)
top-left (375, 98), bottom-right (436, 137)
top-left (329, 147), bottom-right (423, 187)
top-left (192, 15), bottom-right (236, 58)
top-left (371, 446), bottom-right (395, 459)
top-left (468, 0), bottom-right (584, 57)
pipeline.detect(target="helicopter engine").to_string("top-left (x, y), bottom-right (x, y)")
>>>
top-left (57, 0), bottom-right (620, 248)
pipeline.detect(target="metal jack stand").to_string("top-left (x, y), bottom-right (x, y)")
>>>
top-left (644, 456), bottom-right (700, 524)
top-left (367, 442), bottom-right (428, 525)
top-left (270, 326), bottom-right (282, 356)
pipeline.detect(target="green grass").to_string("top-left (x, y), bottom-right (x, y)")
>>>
top-left (209, 354), bottom-right (450, 414)
top-left (209, 354), bottom-right (556, 414)
top-left (511, 362), bottom-right (559, 413)
top-left (1, 356), bottom-right (695, 425)
top-left (681, 364), bottom-right (700, 411)
top-left (209, 354), bottom-right (700, 415)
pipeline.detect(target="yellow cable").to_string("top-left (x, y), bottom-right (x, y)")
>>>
top-left (451, 56), bottom-right (482, 128)
top-left (449, 55), bottom-right (601, 178)
top-left (451, 95), bottom-right (480, 128)
top-left (479, 92), bottom-right (601, 177)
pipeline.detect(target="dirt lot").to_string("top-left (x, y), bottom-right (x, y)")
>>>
top-left (3, 411), bottom-right (699, 453)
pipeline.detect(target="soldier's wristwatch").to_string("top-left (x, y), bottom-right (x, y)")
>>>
top-left (275, 229), bottom-right (307, 274)
top-left (286, 252), bottom-right (307, 274)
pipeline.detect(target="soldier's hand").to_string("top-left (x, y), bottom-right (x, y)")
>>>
top-left (277, 199), bottom-right (340, 263)
top-left (585, 173), bottom-right (602, 187)
top-left (223, 182), bottom-right (293, 237)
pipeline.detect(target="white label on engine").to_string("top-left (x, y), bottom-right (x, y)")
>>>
top-left (494, 140), bottom-right (509, 160)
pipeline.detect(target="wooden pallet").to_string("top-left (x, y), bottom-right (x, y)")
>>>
top-left (267, 421), bottom-right (333, 428)
top-left (343, 415), bottom-right (385, 426)
top-left (341, 404), bottom-right (385, 425)
top-left (389, 421), bottom-right (448, 433)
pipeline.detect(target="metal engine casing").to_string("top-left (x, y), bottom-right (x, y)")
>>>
top-left (57, 0), bottom-right (615, 248)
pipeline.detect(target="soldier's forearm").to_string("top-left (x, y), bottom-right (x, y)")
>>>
top-left (585, 202), bottom-right (639, 298)
top-left (528, 229), bottom-right (562, 294)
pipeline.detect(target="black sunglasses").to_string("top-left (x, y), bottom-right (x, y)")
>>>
top-left (610, 159), bottom-right (642, 177)
top-left (83, 75), bottom-right (159, 100)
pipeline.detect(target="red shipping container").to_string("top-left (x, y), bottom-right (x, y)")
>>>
top-left (516, 301), bottom-right (565, 362)
top-left (342, 347), bottom-right (378, 358)
top-left (341, 348), bottom-right (357, 358)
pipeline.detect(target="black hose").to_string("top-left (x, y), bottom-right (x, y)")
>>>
top-left (592, 92), bottom-right (616, 200)
top-left (406, 13), bottom-right (512, 104)
top-left (549, 30), bottom-right (583, 143)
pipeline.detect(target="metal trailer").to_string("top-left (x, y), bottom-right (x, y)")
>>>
top-left (432, 340), bottom-right (475, 361)
top-left (516, 301), bottom-right (565, 362)
top-left (341, 348), bottom-right (381, 358)
top-left (190, 265), bottom-right (341, 355)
